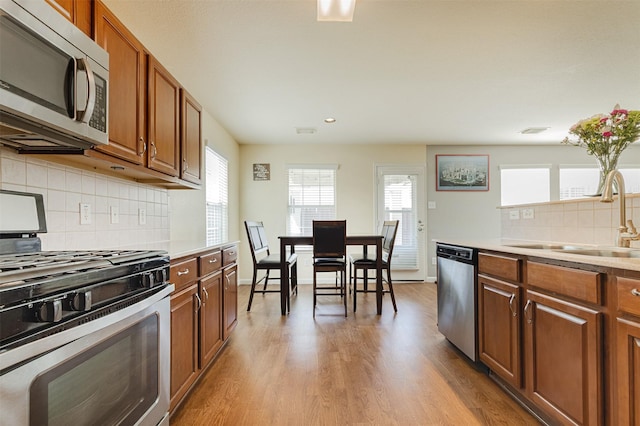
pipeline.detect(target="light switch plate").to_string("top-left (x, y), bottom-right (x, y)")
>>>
top-left (138, 208), bottom-right (146, 225)
top-left (509, 210), bottom-right (520, 220)
top-left (110, 206), bottom-right (119, 224)
top-left (522, 208), bottom-right (534, 219)
top-left (428, 201), bottom-right (436, 209)
top-left (80, 203), bottom-right (91, 225)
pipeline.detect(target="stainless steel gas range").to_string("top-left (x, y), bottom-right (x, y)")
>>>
top-left (0, 189), bottom-right (174, 426)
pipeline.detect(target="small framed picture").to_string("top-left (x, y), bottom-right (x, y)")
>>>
top-left (253, 163), bottom-right (270, 181)
top-left (436, 155), bottom-right (489, 191)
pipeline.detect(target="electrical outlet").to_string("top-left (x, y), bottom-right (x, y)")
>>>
top-left (428, 201), bottom-right (436, 209)
top-left (110, 206), bottom-right (120, 224)
top-left (522, 208), bottom-right (534, 219)
top-left (509, 210), bottom-right (520, 220)
top-left (431, 257), bottom-right (437, 265)
top-left (138, 208), bottom-right (146, 225)
top-left (80, 203), bottom-right (91, 225)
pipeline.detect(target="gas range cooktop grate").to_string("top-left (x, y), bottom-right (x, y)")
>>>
top-left (0, 250), bottom-right (169, 293)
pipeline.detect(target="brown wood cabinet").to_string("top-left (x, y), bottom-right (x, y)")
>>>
top-left (169, 282), bottom-right (199, 411)
top-left (477, 251), bottom-right (605, 425)
top-left (524, 289), bottom-right (602, 425)
top-left (169, 243), bottom-right (238, 414)
top-left (94, 0), bottom-right (147, 165)
top-left (222, 246), bottom-right (238, 339)
top-left (180, 90), bottom-right (203, 185)
top-left (615, 277), bottom-right (640, 425)
top-left (478, 274), bottom-right (521, 388)
top-left (147, 56), bottom-right (180, 177)
top-left (46, 0), bottom-right (92, 36)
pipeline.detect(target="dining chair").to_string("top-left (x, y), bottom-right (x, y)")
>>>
top-left (350, 220), bottom-right (399, 312)
top-left (244, 221), bottom-right (298, 311)
top-left (312, 220), bottom-right (348, 317)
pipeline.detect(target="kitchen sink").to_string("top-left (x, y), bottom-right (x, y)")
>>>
top-left (552, 248), bottom-right (640, 258)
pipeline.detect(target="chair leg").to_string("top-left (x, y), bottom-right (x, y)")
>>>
top-left (353, 265), bottom-right (358, 313)
top-left (263, 270), bottom-right (270, 291)
top-left (313, 268), bottom-right (317, 318)
top-left (291, 263), bottom-right (298, 295)
top-left (247, 268), bottom-right (258, 311)
top-left (386, 267), bottom-right (397, 312)
top-left (343, 269), bottom-right (347, 317)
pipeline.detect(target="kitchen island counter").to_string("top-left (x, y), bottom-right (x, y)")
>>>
top-left (435, 238), bottom-right (640, 272)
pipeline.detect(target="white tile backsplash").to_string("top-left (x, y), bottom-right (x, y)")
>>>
top-left (501, 194), bottom-right (640, 245)
top-left (0, 147), bottom-right (169, 250)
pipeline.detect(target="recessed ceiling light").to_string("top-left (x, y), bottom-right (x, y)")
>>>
top-left (296, 127), bottom-right (317, 134)
top-left (324, 118), bottom-right (336, 124)
top-left (520, 127), bottom-right (549, 134)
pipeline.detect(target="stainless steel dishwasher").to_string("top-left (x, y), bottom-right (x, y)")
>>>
top-left (436, 243), bottom-right (477, 362)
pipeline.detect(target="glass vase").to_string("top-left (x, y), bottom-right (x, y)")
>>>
top-left (593, 153), bottom-right (620, 196)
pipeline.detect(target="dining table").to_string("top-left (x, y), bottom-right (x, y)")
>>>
top-left (278, 234), bottom-right (384, 316)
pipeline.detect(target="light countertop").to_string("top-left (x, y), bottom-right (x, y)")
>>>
top-left (435, 238), bottom-right (640, 272)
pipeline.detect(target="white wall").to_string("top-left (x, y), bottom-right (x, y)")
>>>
top-left (239, 143), bottom-right (427, 283)
top-left (169, 109), bottom-right (241, 245)
top-left (426, 144), bottom-right (640, 279)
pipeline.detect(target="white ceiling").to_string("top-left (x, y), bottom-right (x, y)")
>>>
top-left (102, 0), bottom-right (640, 146)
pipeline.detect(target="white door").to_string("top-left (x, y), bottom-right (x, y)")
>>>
top-left (375, 165), bottom-right (426, 281)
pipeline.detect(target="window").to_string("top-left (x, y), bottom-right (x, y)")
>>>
top-left (287, 165), bottom-right (337, 236)
top-left (559, 167), bottom-right (599, 199)
top-left (206, 147), bottom-right (228, 245)
top-left (500, 166), bottom-right (550, 206)
top-left (560, 166), bottom-right (640, 199)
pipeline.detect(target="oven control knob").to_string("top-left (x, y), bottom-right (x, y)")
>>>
top-left (143, 271), bottom-right (155, 288)
top-left (35, 300), bottom-right (62, 323)
top-left (69, 291), bottom-right (92, 311)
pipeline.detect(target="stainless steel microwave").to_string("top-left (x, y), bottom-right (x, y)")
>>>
top-left (0, 0), bottom-right (109, 153)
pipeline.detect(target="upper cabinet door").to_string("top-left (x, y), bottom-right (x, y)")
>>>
top-left (94, 0), bottom-right (147, 165)
top-left (147, 56), bottom-right (180, 177)
top-left (46, 0), bottom-right (92, 37)
top-left (180, 89), bottom-right (202, 185)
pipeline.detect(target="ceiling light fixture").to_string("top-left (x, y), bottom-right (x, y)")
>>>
top-left (520, 127), bottom-right (549, 135)
top-left (324, 117), bottom-right (336, 123)
top-left (317, 0), bottom-right (356, 22)
top-left (296, 127), bottom-right (317, 134)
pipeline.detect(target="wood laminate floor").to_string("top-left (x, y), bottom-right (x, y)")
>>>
top-left (171, 283), bottom-right (541, 425)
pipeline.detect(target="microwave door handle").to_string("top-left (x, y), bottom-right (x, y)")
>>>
top-left (76, 58), bottom-right (96, 124)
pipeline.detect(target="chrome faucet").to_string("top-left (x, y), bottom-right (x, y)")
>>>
top-left (600, 170), bottom-right (639, 247)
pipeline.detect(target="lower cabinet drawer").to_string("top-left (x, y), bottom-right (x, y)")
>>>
top-left (617, 277), bottom-right (640, 317)
top-left (170, 258), bottom-right (198, 292)
top-left (527, 261), bottom-right (603, 305)
top-left (222, 245), bottom-right (238, 267)
top-left (200, 250), bottom-right (222, 276)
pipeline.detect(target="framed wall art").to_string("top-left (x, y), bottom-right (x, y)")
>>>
top-left (436, 155), bottom-right (489, 191)
top-left (253, 163), bottom-right (270, 181)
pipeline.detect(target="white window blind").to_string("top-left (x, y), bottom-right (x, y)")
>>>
top-left (382, 174), bottom-right (417, 270)
top-left (206, 147), bottom-right (228, 245)
top-left (287, 166), bottom-right (336, 236)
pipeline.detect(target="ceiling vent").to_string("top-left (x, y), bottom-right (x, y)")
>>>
top-left (520, 127), bottom-right (549, 135)
top-left (296, 127), bottom-right (317, 134)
